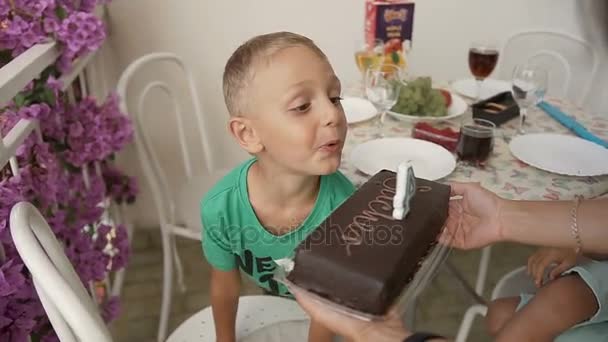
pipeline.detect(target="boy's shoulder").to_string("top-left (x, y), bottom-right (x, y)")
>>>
top-left (324, 169), bottom-right (355, 193)
top-left (201, 158), bottom-right (254, 215)
top-left (321, 170), bottom-right (356, 206)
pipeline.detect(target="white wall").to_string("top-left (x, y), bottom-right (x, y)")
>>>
top-left (102, 0), bottom-right (607, 227)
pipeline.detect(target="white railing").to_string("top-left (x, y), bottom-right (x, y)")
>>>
top-left (0, 42), bottom-right (60, 105)
top-left (0, 38), bottom-right (95, 165)
top-left (0, 40), bottom-right (98, 180)
top-left (0, 40), bottom-right (56, 176)
top-left (0, 9), bottom-right (130, 306)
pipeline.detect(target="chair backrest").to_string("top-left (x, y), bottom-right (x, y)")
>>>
top-left (491, 266), bottom-right (537, 300)
top-left (498, 30), bottom-right (599, 107)
top-left (116, 53), bottom-right (214, 225)
top-left (10, 202), bottom-right (112, 342)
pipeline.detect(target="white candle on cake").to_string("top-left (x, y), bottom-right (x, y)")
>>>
top-left (393, 161), bottom-right (413, 220)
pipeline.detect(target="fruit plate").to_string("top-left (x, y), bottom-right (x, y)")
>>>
top-left (387, 91), bottom-right (468, 121)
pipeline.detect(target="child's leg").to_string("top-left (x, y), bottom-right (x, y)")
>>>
top-left (485, 297), bottom-right (520, 336)
top-left (496, 274), bottom-right (599, 342)
top-left (308, 319), bottom-right (335, 342)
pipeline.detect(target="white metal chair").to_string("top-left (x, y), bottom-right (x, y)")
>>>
top-left (471, 31), bottom-right (600, 301)
top-left (10, 201), bottom-right (114, 342)
top-left (455, 266), bottom-right (536, 342)
top-left (116, 53), bottom-right (231, 341)
top-left (167, 296), bottom-right (309, 342)
top-left (10, 201), bottom-right (310, 342)
top-left (498, 30), bottom-right (599, 107)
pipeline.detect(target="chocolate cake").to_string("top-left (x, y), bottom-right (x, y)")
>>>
top-left (287, 170), bottom-right (450, 315)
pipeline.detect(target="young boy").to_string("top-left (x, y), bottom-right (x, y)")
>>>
top-left (201, 32), bottom-right (355, 342)
top-left (485, 247), bottom-right (608, 341)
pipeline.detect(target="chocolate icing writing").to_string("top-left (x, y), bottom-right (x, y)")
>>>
top-left (343, 176), bottom-right (397, 256)
top-left (417, 185), bottom-right (432, 193)
top-left (342, 228), bottom-right (363, 256)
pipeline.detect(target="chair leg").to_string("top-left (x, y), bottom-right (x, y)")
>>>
top-left (445, 261), bottom-right (487, 305)
top-left (158, 229), bottom-right (174, 342)
top-left (171, 235), bottom-right (187, 293)
top-left (455, 304), bottom-right (488, 342)
top-left (475, 246), bottom-right (492, 296)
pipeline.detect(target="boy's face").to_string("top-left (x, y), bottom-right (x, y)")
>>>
top-left (244, 46), bottom-right (347, 175)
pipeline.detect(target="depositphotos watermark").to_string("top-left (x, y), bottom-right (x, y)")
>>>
top-left (205, 217), bottom-right (404, 250)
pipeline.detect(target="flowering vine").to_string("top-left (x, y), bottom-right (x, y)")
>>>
top-left (0, 1), bottom-right (136, 341)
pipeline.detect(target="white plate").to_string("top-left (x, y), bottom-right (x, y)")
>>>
top-left (341, 96), bottom-right (377, 124)
top-left (451, 78), bottom-right (512, 100)
top-left (349, 138), bottom-right (456, 180)
top-left (509, 133), bottom-right (608, 177)
top-left (387, 92), bottom-right (468, 121)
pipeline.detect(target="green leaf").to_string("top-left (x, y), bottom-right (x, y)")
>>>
top-left (40, 65), bottom-right (58, 81)
top-left (14, 93), bottom-right (27, 108)
top-left (391, 51), bottom-right (400, 65)
top-left (42, 88), bottom-right (56, 104)
top-left (63, 161), bottom-right (80, 173)
top-left (0, 50), bottom-right (12, 66)
top-left (55, 6), bottom-right (67, 20)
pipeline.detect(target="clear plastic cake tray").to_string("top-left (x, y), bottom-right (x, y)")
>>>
top-left (273, 225), bottom-right (455, 322)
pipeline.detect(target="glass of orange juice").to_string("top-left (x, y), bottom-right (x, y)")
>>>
top-left (354, 39), bottom-right (384, 76)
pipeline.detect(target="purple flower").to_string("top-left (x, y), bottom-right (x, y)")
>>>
top-left (41, 332), bottom-right (60, 342)
top-left (18, 103), bottom-right (46, 119)
top-left (111, 224), bottom-right (130, 271)
top-left (102, 163), bottom-right (138, 204)
top-left (55, 11), bottom-right (106, 72)
top-left (0, 14), bottom-right (47, 56)
top-left (0, 260), bottom-right (25, 297)
top-left (60, 93), bottom-right (133, 167)
top-left (43, 17), bottom-right (60, 33)
top-left (101, 296), bottom-right (121, 322)
top-left (68, 121), bottom-right (83, 137)
top-left (1, 1), bottom-right (138, 338)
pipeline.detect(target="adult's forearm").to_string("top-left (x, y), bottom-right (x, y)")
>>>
top-left (502, 198), bottom-right (608, 254)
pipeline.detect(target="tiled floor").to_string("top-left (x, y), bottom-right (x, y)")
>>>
top-left (111, 229), bottom-right (534, 342)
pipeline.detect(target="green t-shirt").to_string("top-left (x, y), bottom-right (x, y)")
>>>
top-left (201, 158), bottom-right (355, 296)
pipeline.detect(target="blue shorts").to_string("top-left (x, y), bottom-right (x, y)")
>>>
top-left (517, 259), bottom-right (608, 341)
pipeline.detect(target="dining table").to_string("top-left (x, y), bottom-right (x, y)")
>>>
top-left (341, 88), bottom-right (608, 200)
top-left (339, 81), bottom-right (608, 327)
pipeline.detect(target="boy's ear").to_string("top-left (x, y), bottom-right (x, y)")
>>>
top-left (228, 116), bottom-right (264, 154)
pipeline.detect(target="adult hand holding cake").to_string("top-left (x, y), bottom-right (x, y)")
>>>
top-left (439, 182), bottom-right (504, 250)
top-left (290, 285), bottom-right (447, 342)
top-left (441, 182), bottom-right (608, 254)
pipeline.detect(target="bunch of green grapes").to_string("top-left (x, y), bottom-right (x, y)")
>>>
top-left (391, 77), bottom-right (448, 117)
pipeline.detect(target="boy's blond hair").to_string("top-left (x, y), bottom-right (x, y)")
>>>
top-left (222, 32), bottom-right (328, 116)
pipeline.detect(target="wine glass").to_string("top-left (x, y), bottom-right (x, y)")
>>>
top-left (468, 42), bottom-right (499, 101)
top-left (511, 64), bottom-right (549, 134)
top-left (364, 64), bottom-right (401, 138)
top-left (534, 69), bottom-right (548, 104)
top-left (354, 38), bottom-right (384, 76)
